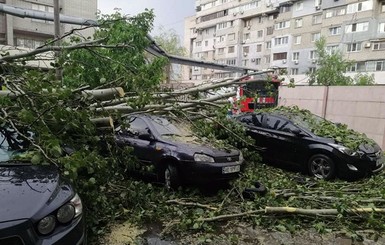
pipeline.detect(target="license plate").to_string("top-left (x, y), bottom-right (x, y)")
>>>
top-left (222, 165), bottom-right (240, 174)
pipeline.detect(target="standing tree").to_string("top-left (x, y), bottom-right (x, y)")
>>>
top-left (307, 37), bottom-right (354, 86)
top-left (153, 26), bottom-right (186, 82)
top-left (307, 37), bottom-right (375, 85)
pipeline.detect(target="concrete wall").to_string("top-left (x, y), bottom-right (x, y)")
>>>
top-left (278, 85), bottom-right (385, 149)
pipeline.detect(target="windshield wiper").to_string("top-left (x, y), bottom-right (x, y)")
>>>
top-left (0, 159), bottom-right (32, 164)
top-left (161, 133), bottom-right (182, 137)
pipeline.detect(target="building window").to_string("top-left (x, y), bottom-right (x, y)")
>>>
top-left (294, 35), bottom-right (302, 45)
top-left (379, 23), bottom-right (385, 33)
top-left (329, 26), bottom-right (341, 35)
top-left (266, 26), bottom-right (274, 35)
top-left (16, 38), bottom-right (45, 49)
top-left (242, 59), bottom-right (248, 66)
top-left (228, 33), bottom-right (235, 41)
top-left (347, 0), bottom-right (373, 14)
top-left (373, 41), bottom-right (385, 50)
top-left (309, 67), bottom-right (316, 73)
top-left (205, 40), bottom-right (209, 46)
top-left (345, 22), bottom-right (369, 33)
top-left (326, 45), bottom-right (339, 54)
top-left (274, 36), bottom-right (289, 46)
top-left (325, 7), bottom-right (346, 18)
top-left (256, 44), bottom-right (262, 52)
top-left (294, 1), bottom-right (303, 11)
top-left (244, 19), bottom-right (252, 27)
top-left (346, 42), bottom-right (362, 52)
top-left (228, 46), bottom-right (235, 53)
top-left (257, 30), bottom-right (263, 38)
top-left (243, 33), bottom-right (251, 41)
top-left (266, 41), bottom-right (271, 49)
top-left (295, 18), bottom-right (303, 28)
top-left (273, 52), bottom-right (287, 60)
top-left (217, 21), bottom-right (229, 30)
top-left (275, 20), bottom-right (290, 30)
top-left (255, 58), bottom-right (261, 65)
top-left (291, 68), bottom-right (299, 75)
top-left (280, 5), bottom-right (291, 13)
top-left (312, 15), bottom-right (322, 25)
top-left (226, 59), bottom-right (236, 65)
top-left (292, 52), bottom-right (299, 61)
top-left (309, 50), bottom-right (318, 59)
top-left (243, 46), bottom-right (250, 54)
top-left (311, 32), bottom-right (321, 42)
top-left (219, 35), bottom-right (226, 42)
top-left (218, 48), bottom-right (225, 54)
top-left (382, 2), bottom-right (385, 12)
top-left (196, 41), bottom-right (202, 47)
top-left (365, 61), bottom-right (384, 71)
top-left (265, 55), bottom-right (271, 63)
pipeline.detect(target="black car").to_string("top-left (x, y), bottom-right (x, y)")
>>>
top-left (115, 115), bottom-right (244, 189)
top-left (0, 128), bottom-right (86, 245)
top-left (235, 111), bottom-right (384, 180)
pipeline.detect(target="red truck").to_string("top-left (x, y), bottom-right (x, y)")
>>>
top-left (232, 74), bottom-right (281, 114)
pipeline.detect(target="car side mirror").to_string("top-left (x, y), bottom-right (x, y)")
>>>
top-left (291, 128), bottom-right (306, 137)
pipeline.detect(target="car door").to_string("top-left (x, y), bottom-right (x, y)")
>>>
top-left (262, 115), bottom-right (302, 165)
top-left (116, 117), bottom-right (157, 165)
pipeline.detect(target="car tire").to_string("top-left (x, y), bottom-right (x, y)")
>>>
top-left (164, 164), bottom-right (180, 190)
top-left (308, 154), bottom-right (336, 180)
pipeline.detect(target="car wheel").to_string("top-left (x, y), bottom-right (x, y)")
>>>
top-left (308, 154), bottom-right (336, 180)
top-left (164, 164), bottom-right (180, 190)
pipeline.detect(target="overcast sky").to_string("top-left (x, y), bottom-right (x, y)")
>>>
top-left (97, 0), bottom-right (196, 38)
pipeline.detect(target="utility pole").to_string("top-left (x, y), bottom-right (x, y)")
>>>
top-left (53, 0), bottom-right (61, 81)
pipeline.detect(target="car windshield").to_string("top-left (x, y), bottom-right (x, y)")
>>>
top-left (150, 117), bottom-right (193, 138)
top-left (0, 127), bottom-right (31, 163)
top-left (273, 111), bottom-right (333, 133)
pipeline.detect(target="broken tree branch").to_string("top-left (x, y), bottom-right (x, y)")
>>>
top-left (166, 199), bottom-right (218, 211)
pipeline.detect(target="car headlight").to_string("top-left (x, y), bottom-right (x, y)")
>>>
top-left (57, 204), bottom-right (75, 224)
top-left (329, 143), bottom-right (358, 157)
top-left (194, 153), bottom-right (215, 163)
top-left (37, 215), bottom-right (56, 235)
top-left (37, 193), bottom-right (83, 235)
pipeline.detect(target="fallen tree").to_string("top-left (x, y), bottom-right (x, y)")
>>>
top-left (2, 9), bottom-right (385, 244)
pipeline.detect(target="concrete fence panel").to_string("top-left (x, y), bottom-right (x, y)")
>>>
top-left (278, 86), bottom-right (385, 149)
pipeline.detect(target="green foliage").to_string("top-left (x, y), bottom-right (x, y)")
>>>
top-left (61, 10), bottom-right (167, 93)
top-left (260, 106), bottom-right (376, 150)
top-left (308, 37), bottom-right (354, 86)
top-left (0, 10), bottom-right (168, 241)
top-left (153, 26), bottom-right (186, 56)
top-left (353, 73), bottom-right (375, 86)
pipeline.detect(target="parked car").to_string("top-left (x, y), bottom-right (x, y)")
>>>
top-left (115, 114), bottom-right (244, 189)
top-left (0, 128), bottom-right (86, 245)
top-left (235, 110), bottom-right (384, 180)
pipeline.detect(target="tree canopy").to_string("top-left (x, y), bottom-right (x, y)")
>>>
top-left (308, 37), bottom-right (375, 86)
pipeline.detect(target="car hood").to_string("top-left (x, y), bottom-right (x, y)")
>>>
top-left (163, 136), bottom-right (239, 157)
top-left (0, 164), bottom-right (63, 222)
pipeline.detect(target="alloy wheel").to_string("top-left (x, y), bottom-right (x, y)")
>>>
top-left (309, 155), bottom-right (334, 179)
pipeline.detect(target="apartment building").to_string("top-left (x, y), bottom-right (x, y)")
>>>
top-left (184, 0), bottom-right (385, 83)
top-left (0, 0), bottom-right (97, 49)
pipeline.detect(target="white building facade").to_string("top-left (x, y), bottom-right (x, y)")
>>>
top-left (0, 0), bottom-right (97, 49)
top-left (184, 0), bottom-right (385, 84)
